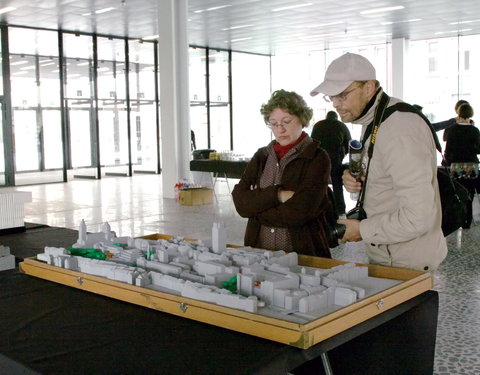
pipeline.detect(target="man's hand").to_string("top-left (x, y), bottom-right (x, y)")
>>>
top-left (342, 169), bottom-right (363, 193)
top-left (278, 189), bottom-right (294, 203)
top-left (337, 218), bottom-right (362, 242)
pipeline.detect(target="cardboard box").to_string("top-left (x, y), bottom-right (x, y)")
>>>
top-left (179, 188), bottom-right (213, 206)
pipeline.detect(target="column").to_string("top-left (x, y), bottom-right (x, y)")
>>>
top-left (392, 38), bottom-right (409, 100)
top-left (157, 0), bottom-right (191, 198)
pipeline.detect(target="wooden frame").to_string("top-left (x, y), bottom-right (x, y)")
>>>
top-left (19, 234), bottom-right (432, 349)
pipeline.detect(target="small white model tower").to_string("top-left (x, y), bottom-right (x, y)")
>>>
top-left (211, 222), bottom-right (226, 253)
top-left (72, 219), bottom-right (87, 248)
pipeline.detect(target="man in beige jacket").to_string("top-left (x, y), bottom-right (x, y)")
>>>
top-left (310, 53), bottom-right (447, 272)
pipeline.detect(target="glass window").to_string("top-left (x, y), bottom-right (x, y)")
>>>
top-left (9, 27), bottom-right (63, 185)
top-left (0, 100), bottom-right (4, 186)
top-left (407, 37), bottom-right (459, 126)
top-left (231, 52), bottom-right (271, 158)
top-left (189, 47), bottom-right (208, 150)
top-left (271, 44), bottom-right (391, 142)
top-left (129, 40), bottom-right (159, 173)
top-left (209, 50), bottom-right (230, 152)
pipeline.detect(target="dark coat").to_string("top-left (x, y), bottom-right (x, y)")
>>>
top-left (444, 124), bottom-right (480, 165)
top-left (232, 140), bottom-right (331, 258)
top-left (310, 118), bottom-right (351, 162)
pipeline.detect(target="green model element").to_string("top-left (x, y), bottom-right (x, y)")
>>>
top-left (221, 275), bottom-right (237, 293)
top-left (68, 248), bottom-right (107, 260)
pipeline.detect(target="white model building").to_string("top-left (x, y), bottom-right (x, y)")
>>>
top-left (35, 220), bottom-right (399, 320)
top-left (0, 245), bottom-right (15, 271)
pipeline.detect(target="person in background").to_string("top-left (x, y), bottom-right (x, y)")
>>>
top-left (444, 103), bottom-right (480, 229)
top-left (311, 110), bottom-right (351, 217)
top-left (432, 99), bottom-right (470, 133)
top-left (310, 52), bottom-right (447, 271)
top-left (232, 89), bottom-right (331, 258)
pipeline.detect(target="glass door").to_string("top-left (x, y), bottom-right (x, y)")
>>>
top-left (63, 33), bottom-right (99, 179)
top-left (97, 37), bottom-right (130, 177)
top-left (129, 39), bottom-right (159, 174)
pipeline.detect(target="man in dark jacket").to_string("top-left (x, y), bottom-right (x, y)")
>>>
top-left (311, 111), bottom-right (351, 216)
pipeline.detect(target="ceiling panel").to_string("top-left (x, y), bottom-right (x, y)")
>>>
top-left (0, 0), bottom-right (480, 55)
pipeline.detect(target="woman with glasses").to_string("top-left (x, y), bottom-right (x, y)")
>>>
top-left (232, 89), bottom-right (332, 257)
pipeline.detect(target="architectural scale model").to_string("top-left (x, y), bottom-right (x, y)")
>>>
top-left (36, 220), bottom-right (400, 323)
top-left (0, 245), bottom-right (15, 271)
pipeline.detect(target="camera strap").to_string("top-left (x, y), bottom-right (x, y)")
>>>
top-left (355, 91), bottom-right (391, 208)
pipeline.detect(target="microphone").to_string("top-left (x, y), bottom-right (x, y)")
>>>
top-left (348, 140), bottom-right (363, 201)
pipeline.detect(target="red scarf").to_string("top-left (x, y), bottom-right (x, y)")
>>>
top-left (273, 131), bottom-right (307, 159)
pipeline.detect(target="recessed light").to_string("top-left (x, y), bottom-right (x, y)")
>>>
top-left (225, 37), bottom-right (252, 43)
top-left (0, 6), bottom-right (16, 15)
top-left (10, 60), bottom-right (29, 66)
top-left (142, 35), bottom-right (159, 40)
top-left (273, 3), bottom-right (313, 12)
top-left (449, 19), bottom-right (480, 25)
top-left (194, 5), bottom-right (232, 14)
top-left (221, 24), bottom-right (253, 31)
top-left (435, 28), bottom-right (472, 35)
top-left (381, 18), bottom-right (422, 25)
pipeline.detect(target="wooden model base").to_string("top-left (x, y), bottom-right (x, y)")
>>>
top-left (19, 234), bottom-right (432, 349)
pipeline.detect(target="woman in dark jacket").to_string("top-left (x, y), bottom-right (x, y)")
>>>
top-left (444, 103), bottom-right (480, 228)
top-left (232, 90), bottom-right (332, 258)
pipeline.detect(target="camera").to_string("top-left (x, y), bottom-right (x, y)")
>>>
top-left (326, 222), bottom-right (346, 248)
top-left (346, 206), bottom-right (367, 220)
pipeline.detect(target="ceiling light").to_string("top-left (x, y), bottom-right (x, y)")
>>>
top-left (194, 5), bottom-right (232, 14)
top-left (225, 37), bottom-right (252, 43)
top-left (95, 7), bottom-right (115, 14)
top-left (82, 7), bottom-right (115, 16)
top-left (12, 71), bottom-right (28, 75)
top-left (0, 6), bottom-right (16, 15)
top-left (381, 18), bottom-right (422, 25)
top-left (273, 3), bottom-right (313, 12)
top-left (10, 60), bottom-right (29, 66)
top-left (221, 24), bottom-right (253, 31)
top-left (142, 35), bottom-right (159, 40)
top-left (20, 65), bottom-right (36, 70)
top-left (435, 28), bottom-right (472, 35)
top-left (449, 19), bottom-right (480, 25)
top-left (77, 62), bottom-right (90, 66)
top-left (40, 62), bottom-right (56, 67)
top-left (360, 6), bottom-right (404, 15)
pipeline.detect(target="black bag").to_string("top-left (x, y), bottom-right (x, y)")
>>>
top-left (324, 186), bottom-right (346, 248)
top-left (437, 167), bottom-right (471, 236)
top-left (382, 102), bottom-right (472, 237)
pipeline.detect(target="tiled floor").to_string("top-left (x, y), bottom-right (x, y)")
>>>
top-left (7, 174), bottom-right (480, 374)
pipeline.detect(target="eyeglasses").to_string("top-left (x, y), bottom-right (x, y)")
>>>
top-left (266, 117), bottom-right (296, 129)
top-left (323, 85), bottom-right (361, 103)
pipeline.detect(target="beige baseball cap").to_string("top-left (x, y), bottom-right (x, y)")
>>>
top-left (310, 53), bottom-right (376, 97)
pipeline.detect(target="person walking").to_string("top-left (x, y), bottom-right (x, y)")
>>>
top-left (444, 103), bottom-right (480, 228)
top-left (311, 111), bottom-right (351, 216)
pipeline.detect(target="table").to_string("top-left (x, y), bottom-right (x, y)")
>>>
top-left (0, 225), bottom-right (439, 375)
top-left (190, 160), bottom-right (249, 192)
